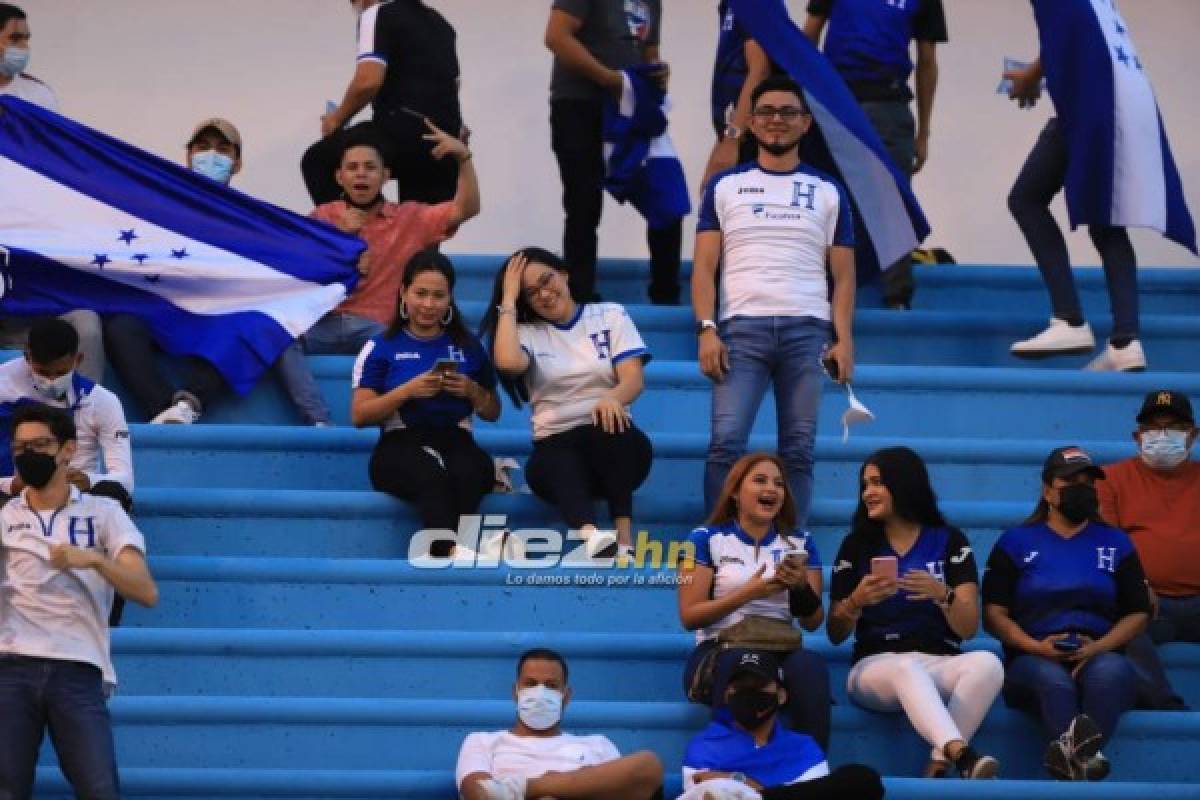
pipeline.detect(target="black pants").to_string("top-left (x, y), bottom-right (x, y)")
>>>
top-left (1008, 118), bottom-right (1139, 339)
top-left (369, 427), bottom-right (493, 557)
top-left (760, 765), bottom-right (884, 800)
top-left (550, 99), bottom-right (682, 303)
top-left (525, 423), bottom-right (652, 529)
top-left (301, 117), bottom-right (459, 207)
top-left (103, 313), bottom-right (226, 419)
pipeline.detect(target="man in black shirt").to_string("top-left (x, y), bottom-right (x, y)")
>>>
top-left (302, 0), bottom-right (463, 205)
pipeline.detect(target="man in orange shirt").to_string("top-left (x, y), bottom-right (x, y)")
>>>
top-left (276, 123), bottom-right (479, 425)
top-left (1098, 389), bottom-right (1199, 711)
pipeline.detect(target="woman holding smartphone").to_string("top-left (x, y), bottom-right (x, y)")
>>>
top-left (678, 453), bottom-right (831, 749)
top-left (828, 447), bottom-right (1003, 779)
top-left (983, 446), bottom-right (1150, 781)
top-left (351, 249), bottom-right (500, 557)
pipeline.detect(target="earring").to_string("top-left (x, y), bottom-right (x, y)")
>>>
top-left (442, 307), bottom-right (454, 326)
top-left (398, 300), bottom-right (409, 320)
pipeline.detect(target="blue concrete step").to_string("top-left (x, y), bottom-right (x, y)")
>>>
top-left (32, 768), bottom-right (1200, 800)
top-left (111, 628), bottom-right (1200, 709)
top-left (56, 697), bottom-right (1200, 782)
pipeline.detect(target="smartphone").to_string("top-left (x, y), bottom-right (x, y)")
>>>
top-left (1053, 633), bottom-right (1082, 653)
top-left (822, 355), bottom-right (840, 382)
top-left (433, 359), bottom-right (459, 376)
top-left (783, 544), bottom-right (809, 569)
top-left (870, 556), bottom-right (898, 580)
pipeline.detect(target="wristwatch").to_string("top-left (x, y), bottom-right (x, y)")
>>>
top-left (723, 123), bottom-right (742, 140)
top-left (696, 319), bottom-right (717, 336)
top-left (937, 587), bottom-right (956, 609)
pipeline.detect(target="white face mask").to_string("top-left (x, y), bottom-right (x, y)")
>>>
top-left (516, 685), bottom-right (563, 731)
top-left (31, 369), bottom-right (73, 401)
top-left (1140, 429), bottom-right (1191, 470)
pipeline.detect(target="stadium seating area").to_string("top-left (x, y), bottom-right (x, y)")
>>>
top-left (28, 260), bottom-right (1200, 798)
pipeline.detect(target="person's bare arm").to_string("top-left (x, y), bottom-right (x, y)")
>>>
top-left (678, 562), bottom-right (780, 631)
top-left (825, 245), bottom-right (856, 383)
top-left (913, 41), bottom-right (938, 173)
top-left (691, 231), bottom-right (729, 382)
top-left (49, 544), bottom-right (158, 607)
top-left (702, 40), bottom-right (771, 183)
top-left (545, 9), bottom-right (623, 97)
top-left (803, 13), bottom-right (828, 44)
top-left (526, 750), bottom-right (663, 800)
top-left (323, 61), bottom-right (386, 136)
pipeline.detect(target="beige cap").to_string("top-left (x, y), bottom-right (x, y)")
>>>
top-left (188, 118), bottom-right (242, 152)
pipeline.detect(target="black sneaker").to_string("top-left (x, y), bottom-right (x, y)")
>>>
top-left (1083, 752), bottom-right (1111, 782)
top-left (1045, 714), bottom-right (1104, 780)
top-left (1044, 737), bottom-right (1078, 781)
top-left (953, 746), bottom-right (1000, 779)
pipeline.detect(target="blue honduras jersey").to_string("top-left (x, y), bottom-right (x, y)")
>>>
top-left (830, 526), bottom-right (977, 663)
top-left (711, 0), bottom-right (750, 133)
top-left (983, 522), bottom-right (1150, 653)
top-left (683, 708), bottom-right (828, 788)
top-left (352, 329), bottom-right (495, 430)
top-left (814, 0), bottom-right (946, 86)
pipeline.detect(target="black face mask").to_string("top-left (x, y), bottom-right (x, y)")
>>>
top-left (14, 451), bottom-right (59, 489)
top-left (726, 687), bottom-right (779, 729)
top-left (1057, 483), bottom-right (1098, 525)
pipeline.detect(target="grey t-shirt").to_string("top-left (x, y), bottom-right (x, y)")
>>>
top-left (550, 0), bottom-right (662, 102)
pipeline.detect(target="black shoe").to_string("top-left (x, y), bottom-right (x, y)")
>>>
top-left (1082, 753), bottom-right (1111, 782)
top-left (953, 746), bottom-right (999, 779)
top-left (1045, 714), bottom-right (1104, 780)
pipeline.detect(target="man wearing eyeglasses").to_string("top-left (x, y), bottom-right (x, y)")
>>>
top-left (1098, 390), bottom-right (1199, 711)
top-left (693, 76), bottom-right (855, 524)
top-left (0, 403), bottom-right (157, 800)
top-left (804, 0), bottom-right (947, 311)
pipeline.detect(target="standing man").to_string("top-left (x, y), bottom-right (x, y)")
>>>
top-left (1098, 390), bottom-right (1199, 711)
top-left (0, 404), bottom-right (158, 799)
top-left (693, 76), bottom-right (855, 523)
top-left (0, 3), bottom-right (56, 111)
top-left (304, 0), bottom-right (463, 206)
top-left (544, 0), bottom-right (682, 304)
top-left (703, 0), bottom-right (773, 184)
top-left (804, 0), bottom-right (946, 310)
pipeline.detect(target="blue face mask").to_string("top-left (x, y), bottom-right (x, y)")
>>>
top-left (1140, 429), bottom-right (1191, 470)
top-left (1, 46), bottom-right (30, 77)
top-left (190, 150), bottom-right (235, 185)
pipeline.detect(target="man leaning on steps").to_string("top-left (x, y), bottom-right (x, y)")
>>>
top-left (1098, 389), bottom-right (1200, 712)
top-left (456, 647), bottom-right (664, 800)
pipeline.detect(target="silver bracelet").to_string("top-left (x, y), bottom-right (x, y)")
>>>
top-left (496, 305), bottom-right (516, 315)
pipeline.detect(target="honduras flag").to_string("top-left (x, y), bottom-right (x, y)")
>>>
top-left (1033, 0), bottom-right (1195, 253)
top-left (728, 0), bottom-right (929, 281)
top-left (0, 96), bottom-right (363, 394)
top-left (603, 66), bottom-right (691, 230)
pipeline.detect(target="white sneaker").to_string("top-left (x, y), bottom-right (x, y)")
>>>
top-left (1085, 339), bottom-right (1146, 372)
top-left (479, 776), bottom-right (527, 800)
top-left (150, 400), bottom-right (198, 424)
top-left (479, 529), bottom-right (525, 562)
top-left (1011, 318), bottom-right (1096, 357)
top-left (584, 529), bottom-right (618, 559)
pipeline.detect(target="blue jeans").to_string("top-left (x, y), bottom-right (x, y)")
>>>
top-left (1003, 652), bottom-right (1136, 745)
top-left (274, 312), bottom-right (385, 425)
top-left (1127, 594), bottom-right (1200, 710)
top-left (0, 655), bottom-right (119, 800)
top-left (704, 316), bottom-right (831, 526)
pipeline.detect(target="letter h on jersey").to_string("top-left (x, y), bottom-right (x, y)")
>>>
top-left (68, 516), bottom-right (97, 548)
top-left (791, 181), bottom-right (817, 210)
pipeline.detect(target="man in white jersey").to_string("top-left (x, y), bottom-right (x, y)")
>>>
top-left (456, 648), bottom-right (663, 800)
top-left (692, 75), bottom-right (856, 523)
top-left (0, 404), bottom-right (158, 800)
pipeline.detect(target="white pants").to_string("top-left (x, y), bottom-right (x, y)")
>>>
top-left (847, 650), bottom-right (1004, 762)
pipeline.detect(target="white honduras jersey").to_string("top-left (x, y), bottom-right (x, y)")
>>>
top-left (0, 488), bottom-right (145, 688)
top-left (518, 303), bottom-right (650, 439)
top-left (456, 730), bottom-right (621, 789)
top-left (698, 163), bottom-right (854, 322)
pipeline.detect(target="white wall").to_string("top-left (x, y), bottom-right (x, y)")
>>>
top-left (18, 0), bottom-right (1200, 267)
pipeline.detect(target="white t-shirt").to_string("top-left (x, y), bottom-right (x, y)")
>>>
top-left (697, 163), bottom-right (854, 321)
top-left (0, 487), bottom-right (145, 689)
top-left (455, 730), bottom-right (621, 795)
top-left (518, 303), bottom-right (650, 439)
top-left (0, 73), bottom-right (59, 111)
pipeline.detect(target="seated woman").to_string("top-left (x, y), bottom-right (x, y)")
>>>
top-left (678, 453), bottom-right (831, 750)
top-left (351, 249), bottom-right (500, 558)
top-left (481, 248), bottom-right (652, 557)
top-left (983, 446), bottom-right (1151, 782)
top-left (827, 447), bottom-right (1003, 779)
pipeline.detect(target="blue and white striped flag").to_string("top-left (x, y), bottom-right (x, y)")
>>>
top-left (1034, 0), bottom-right (1195, 253)
top-left (729, 0), bottom-right (929, 280)
top-left (0, 96), bottom-right (363, 394)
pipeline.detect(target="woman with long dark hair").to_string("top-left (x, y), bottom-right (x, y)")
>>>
top-left (351, 249), bottom-right (500, 557)
top-left (828, 447), bottom-right (1002, 779)
top-left (479, 248), bottom-right (652, 557)
top-left (983, 446), bottom-right (1151, 781)
top-left (678, 452), bottom-right (831, 750)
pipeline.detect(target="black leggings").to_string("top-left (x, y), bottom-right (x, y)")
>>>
top-left (369, 427), bottom-right (493, 556)
top-left (1008, 118), bottom-right (1139, 339)
top-left (525, 423), bottom-right (652, 529)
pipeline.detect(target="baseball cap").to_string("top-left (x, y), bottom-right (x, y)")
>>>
top-left (188, 118), bottom-right (242, 153)
top-left (1136, 390), bottom-right (1194, 426)
top-left (1042, 446), bottom-right (1106, 483)
top-left (729, 651), bottom-right (783, 685)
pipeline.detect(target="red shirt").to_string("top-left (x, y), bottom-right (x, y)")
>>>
top-left (1097, 457), bottom-right (1200, 597)
top-left (311, 200), bottom-right (457, 325)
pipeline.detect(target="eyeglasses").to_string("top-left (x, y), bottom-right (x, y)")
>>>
top-left (751, 106), bottom-right (809, 121)
top-left (11, 436), bottom-right (58, 455)
top-left (522, 271), bottom-right (557, 301)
